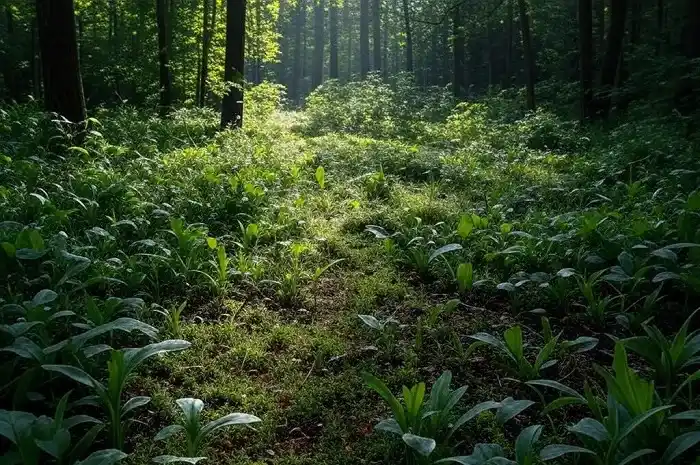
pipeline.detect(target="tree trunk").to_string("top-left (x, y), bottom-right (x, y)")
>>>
top-left (36, 0), bottom-right (86, 123)
top-left (382, 1), bottom-right (389, 79)
top-left (372, 0), bottom-right (381, 71)
top-left (599, 0), bottom-right (627, 118)
top-left (312, 0), bottom-right (324, 90)
top-left (329, 0), bottom-right (339, 79)
top-left (254, 0), bottom-right (262, 84)
top-left (198, 0), bottom-right (211, 106)
top-left (452, 4), bottom-right (464, 97)
top-left (291, 0), bottom-right (305, 103)
top-left (655, 0), bottom-right (663, 55)
top-left (156, 0), bottom-right (172, 116)
top-left (3, 6), bottom-right (18, 101)
top-left (579, 0), bottom-right (594, 120)
top-left (221, 0), bottom-right (246, 128)
top-left (596, 0), bottom-right (605, 64)
top-left (279, 0), bottom-right (289, 86)
top-left (343, 0), bottom-right (351, 79)
top-left (402, 0), bottom-right (412, 71)
top-left (504, 0), bottom-right (513, 87)
top-left (360, 0), bottom-right (370, 77)
top-left (517, 0), bottom-right (536, 110)
top-left (31, 18), bottom-right (41, 99)
top-left (685, 0), bottom-right (700, 59)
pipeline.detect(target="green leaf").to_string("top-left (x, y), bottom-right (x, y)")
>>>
top-left (402, 433), bottom-right (436, 457)
top-left (200, 412), bottom-right (261, 437)
top-left (525, 380), bottom-right (584, 399)
top-left (35, 429), bottom-right (71, 458)
top-left (43, 365), bottom-right (102, 389)
top-left (503, 326), bottom-right (523, 361)
top-left (155, 424), bottom-right (185, 441)
top-left (495, 398), bottom-right (534, 424)
top-left (540, 444), bottom-right (596, 461)
top-left (374, 418), bottom-right (403, 435)
top-left (74, 449), bottom-right (127, 465)
top-left (122, 396), bottom-right (151, 417)
top-left (618, 449), bottom-right (656, 465)
top-left (152, 457), bottom-right (207, 464)
top-left (568, 418), bottom-right (609, 442)
top-left (456, 263), bottom-right (474, 292)
top-left (661, 431), bottom-right (700, 464)
top-left (615, 405), bottom-right (674, 448)
top-left (31, 289), bottom-right (58, 308)
top-left (449, 401), bottom-right (501, 438)
top-left (206, 237), bottom-right (217, 250)
top-left (176, 398), bottom-right (205, 422)
top-left (123, 340), bottom-right (191, 373)
top-left (315, 166), bottom-right (325, 189)
top-left (457, 215), bottom-right (474, 239)
top-left (362, 372), bottom-right (407, 431)
top-left (515, 424), bottom-right (543, 464)
top-left (429, 243), bottom-right (463, 263)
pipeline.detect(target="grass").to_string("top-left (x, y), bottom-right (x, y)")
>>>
top-left (2, 82), bottom-right (699, 464)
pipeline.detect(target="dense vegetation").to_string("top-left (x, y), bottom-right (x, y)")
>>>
top-left (2, 0), bottom-right (700, 464)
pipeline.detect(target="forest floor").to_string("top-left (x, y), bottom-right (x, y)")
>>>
top-left (2, 96), bottom-right (698, 464)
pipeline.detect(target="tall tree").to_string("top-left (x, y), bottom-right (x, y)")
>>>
top-left (329, 0), bottom-right (339, 79)
top-left (221, 0), bottom-right (246, 128)
top-left (312, 0), bottom-right (325, 89)
top-left (343, 0), bottom-right (351, 79)
top-left (599, 0), bottom-right (628, 118)
top-left (372, 0), bottom-right (381, 71)
top-left (504, 0), bottom-right (513, 87)
top-left (198, 0), bottom-right (212, 106)
top-left (360, 0), bottom-right (370, 77)
top-left (291, 0), bottom-right (306, 103)
top-left (517, 0), bottom-right (536, 110)
top-left (579, 0), bottom-right (594, 120)
top-left (36, 0), bottom-right (86, 123)
top-left (156, 0), bottom-right (172, 116)
top-left (402, 0), bottom-right (412, 71)
top-left (685, 0), bottom-right (700, 59)
top-left (452, 4), bottom-right (464, 97)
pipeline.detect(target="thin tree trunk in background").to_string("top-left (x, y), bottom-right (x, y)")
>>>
top-left (402, 0), bottom-right (412, 71)
top-left (329, 0), bottom-right (339, 79)
top-left (36, 0), bottom-right (86, 123)
top-left (343, 0), bottom-right (351, 79)
top-left (292, 0), bottom-right (305, 103)
top-left (221, 0), bottom-right (246, 128)
top-left (372, 0), bottom-right (381, 71)
top-left (382, 1), bottom-right (389, 79)
top-left (198, 0), bottom-right (212, 106)
top-left (487, 20), bottom-right (494, 88)
top-left (156, 0), bottom-right (172, 116)
top-left (596, 0), bottom-right (605, 64)
top-left (517, 0), bottom-right (536, 110)
top-left (599, 0), bottom-right (627, 118)
top-left (3, 6), bottom-right (17, 100)
top-left (504, 0), bottom-right (513, 87)
top-left (452, 4), bottom-right (464, 97)
top-left (312, 0), bottom-right (324, 90)
top-left (32, 18), bottom-right (41, 99)
top-left (629, 0), bottom-right (640, 45)
top-left (279, 0), bottom-right (289, 86)
top-left (655, 0), bottom-right (663, 55)
top-left (579, 0), bottom-right (594, 120)
top-left (685, 0), bottom-right (700, 59)
top-left (254, 0), bottom-right (262, 83)
top-left (360, 0), bottom-right (370, 77)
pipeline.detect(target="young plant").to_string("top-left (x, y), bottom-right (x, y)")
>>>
top-left (456, 263), bottom-right (473, 293)
top-left (467, 325), bottom-right (558, 381)
top-left (152, 301), bottom-right (187, 338)
top-left (43, 340), bottom-right (191, 449)
top-left (315, 166), bottom-right (326, 189)
top-left (358, 314), bottom-right (400, 351)
top-left (576, 269), bottom-right (620, 325)
top-left (363, 371), bottom-right (534, 463)
top-left (153, 398), bottom-right (261, 463)
top-left (621, 308), bottom-right (700, 399)
top-left (438, 424), bottom-right (544, 465)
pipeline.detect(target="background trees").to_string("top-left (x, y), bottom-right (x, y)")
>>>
top-left (1, 0), bottom-right (698, 122)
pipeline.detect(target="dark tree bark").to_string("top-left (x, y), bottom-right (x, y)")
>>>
top-left (452, 4), bottom-right (464, 97)
top-left (382, 1), bottom-right (389, 79)
top-left (36, 0), bottom-right (86, 123)
top-left (685, 0), bottom-right (700, 59)
top-left (198, 0), bottom-right (211, 106)
top-left (517, 0), bottom-right (536, 110)
top-left (372, 0), bottom-right (381, 71)
top-left (343, 0), bottom-right (351, 79)
top-left (2, 6), bottom-right (18, 101)
top-left (629, 0), bottom-right (641, 45)
top-left (291, 0), bottom-right (306, 103)
top-left (598, 0), bottom-right (627, 118)
top-left (31, 18), bottom-right (41, 99)
top-left (656, 0), bottom-right (663, 55)
top-left (579, 0), bottom-right (594, 120)
top-left (156, 0), bottom-right (172, 116)
top-left (402, 0), bottom-right (413, 71)
top-left (360, 0), bottom-right (370, 77)
top-left (596, 0), bottom-right (605, 63)
top-left (504, 0), bottom-right (513, 87)
top-left (221, 0), bottom-right (246, 128)
top-left (312, 0), bottom-right (325, 89)
top-left (329, 0), bottom-right (339, 79)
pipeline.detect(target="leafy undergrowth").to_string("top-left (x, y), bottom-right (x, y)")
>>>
top-left (2, 83), bottom-right (700, 465)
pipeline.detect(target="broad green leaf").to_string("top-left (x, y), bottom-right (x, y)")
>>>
top-left (540, 444), bottom-right (596, 461)
top-left (152, 457), bottom-right (207, 464)
top-left (122, 397), bottom-right (151, 417)
top-left (618, 449), bottom-right (656, 465)
top-left (449, 401), bottom-right (501, 437)
top-left (515, 424), bottom-right (543, 464)
top-left (402, 433), bottom-right (436, 457)
top-left (43, 365), bottom-right (101, 389)
top-left (362, 372), bottom-right (407, 431)
top-left (200, 412), bottom-right (261, 436)
top-left (74, 449), bottom-right (127, 465)
top-left (358, 314), bottom-right (382, 330)
top-left (31, 289), bottom-right (58, 308)
top-left (123, 340), bottom-right (191, 372)
top-left (374, 418), bottom-right (403, 435)
top-left (661, 431), bottom-right (700, 464)
top-left (429, 243), bottom-right (463, 263)
top-left (525, 379), bottom-right (583, 399)
top-left (495, 398), bottom-right (534, 424)
top-left (457, 215), bottom-right (473, 239)
top-left (155, 424), bottom-right (185, 441)
top-left (568, 417), bottom-right (609, 442)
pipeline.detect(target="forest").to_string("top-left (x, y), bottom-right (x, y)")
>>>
top-left (1, 0), bottom-right (700, 464)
